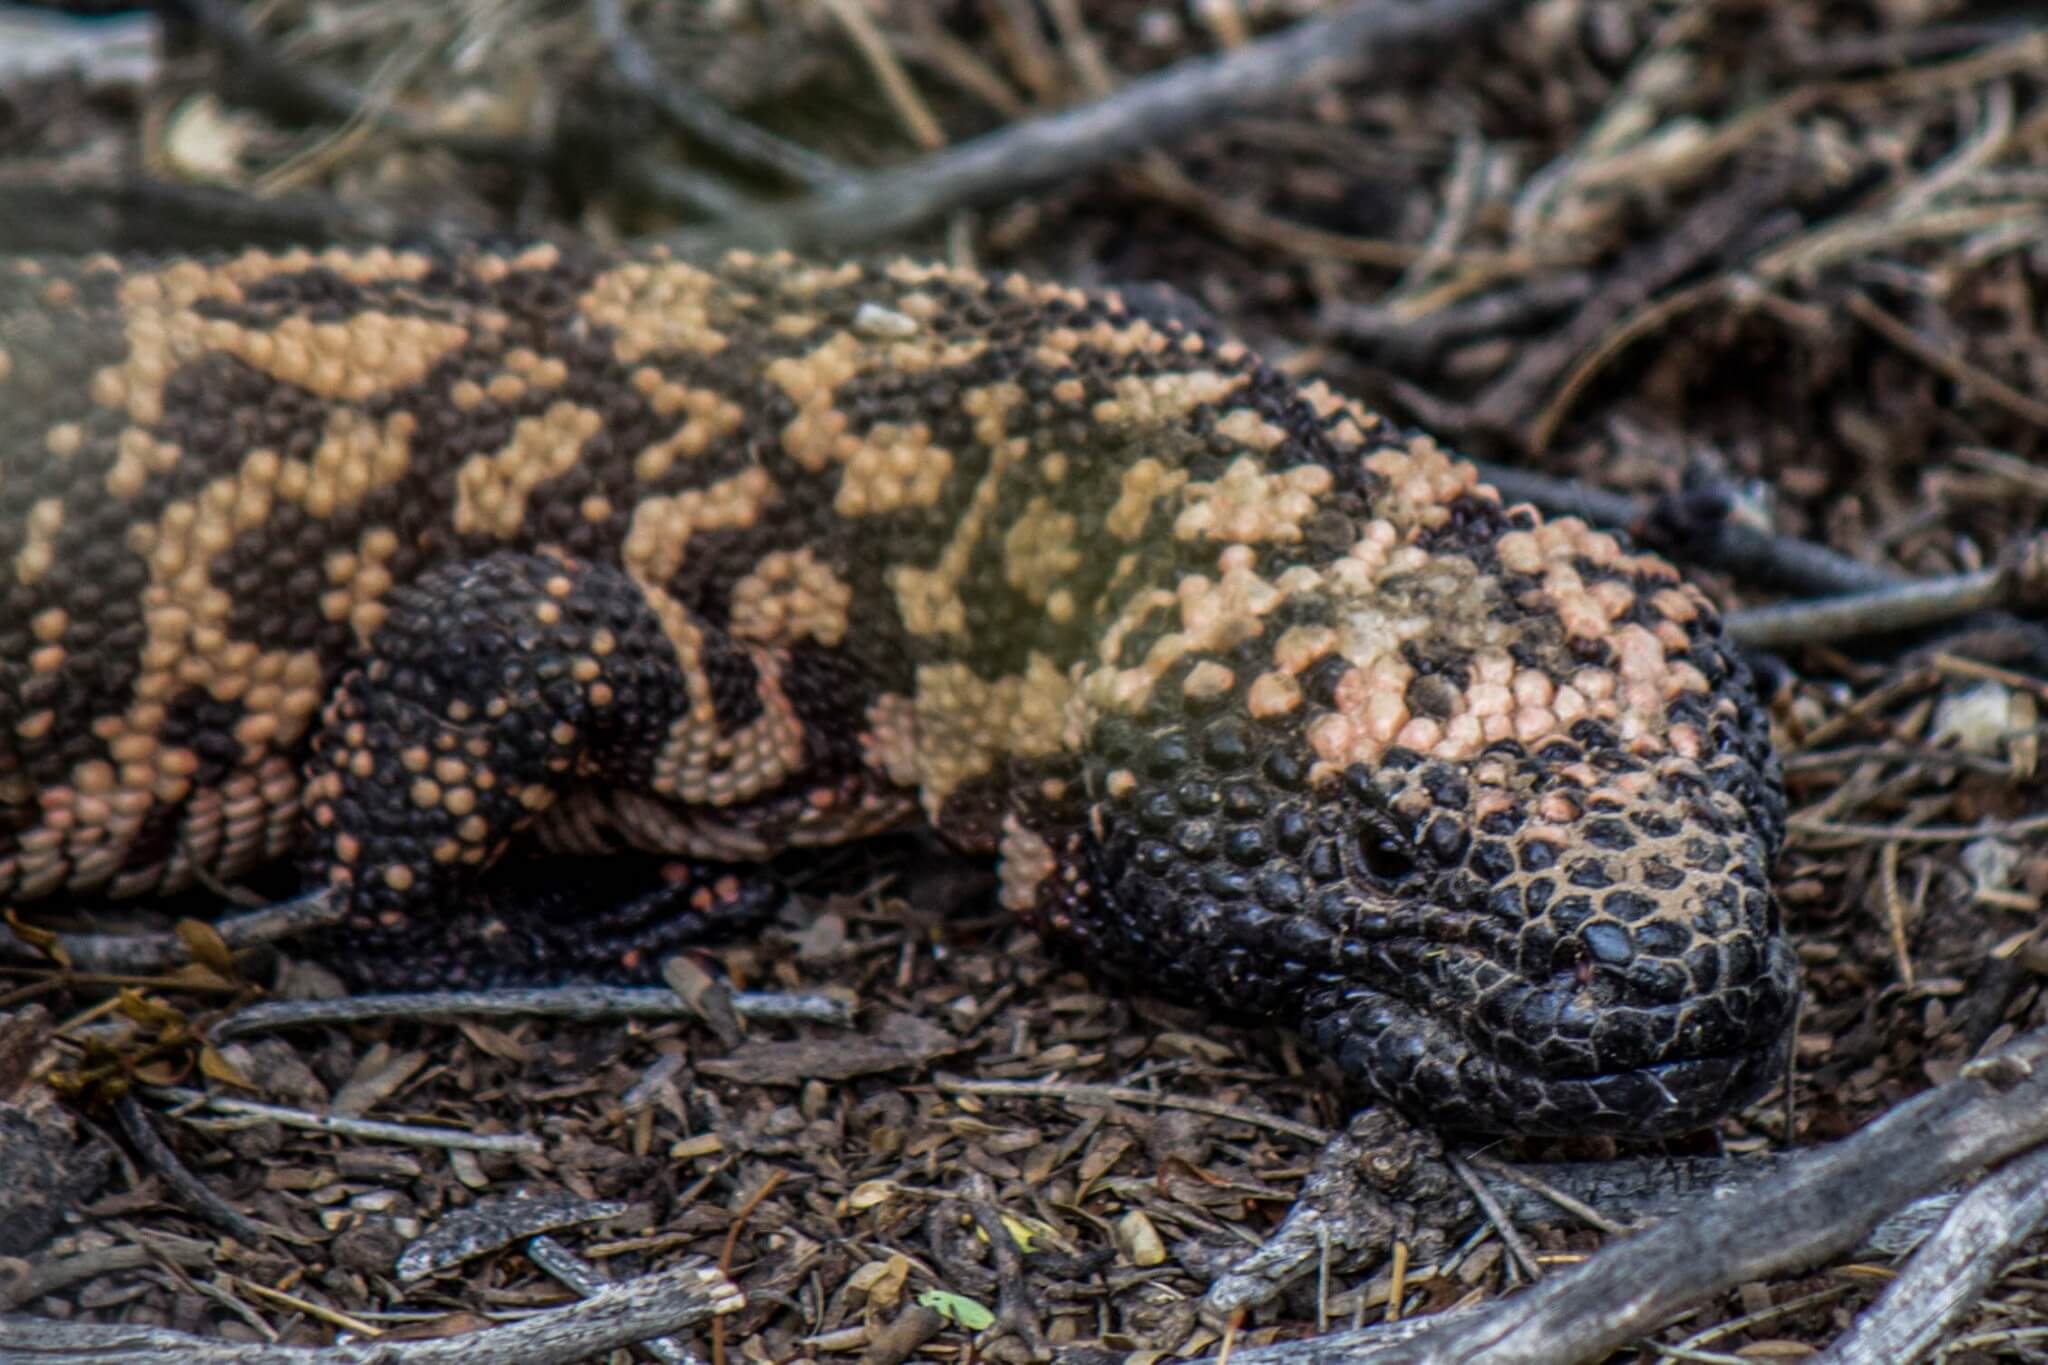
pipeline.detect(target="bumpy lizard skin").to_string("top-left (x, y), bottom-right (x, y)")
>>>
top-left (0, 244), bottom-right (1797, 1136)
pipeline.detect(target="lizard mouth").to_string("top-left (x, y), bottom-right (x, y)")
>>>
top-left (1477, 1049), bottom-right (1788, 1140)
top-left (1306, 938), bottom-right (1801, 1138)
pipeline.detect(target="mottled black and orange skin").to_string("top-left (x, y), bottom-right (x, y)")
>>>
top-left (0, 244), bottom-right (1796, 1136)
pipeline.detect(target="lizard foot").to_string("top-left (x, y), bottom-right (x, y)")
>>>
top-left (300, 853), bottom-right (784, 990)
top-left (1202, 1106), bottom-right (1467, 1319)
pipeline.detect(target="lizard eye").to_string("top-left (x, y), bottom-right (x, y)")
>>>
top-left (1356, 808), bottom-right (1418, 881)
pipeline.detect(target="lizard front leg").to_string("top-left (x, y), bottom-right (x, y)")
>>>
top-left (300, 548), bottom-right (787, 982)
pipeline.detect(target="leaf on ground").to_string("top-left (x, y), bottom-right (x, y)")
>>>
top-left (917, 1288), bottom-right (994, 1331)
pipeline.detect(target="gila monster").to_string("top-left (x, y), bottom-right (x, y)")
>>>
top-left (0, 243), bottom-right (1798, 1137)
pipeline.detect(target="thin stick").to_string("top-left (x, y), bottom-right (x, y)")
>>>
top-left (712, 1170), bottom-right (785, 1365)
top-left (1727, 565), bottom-right (2009, 650)
top-left (935, 1076), bottom-right (1330, 1144)
top-left (963, 1173), bottom-right (1051, 1357)
top-left (233, 1279), bottom-right (383, 1341)
top-left (1662, 1283), bottom-right (1862, 1363)
top-left (112, 1095), bottom-right (277, 1248)
top-left (1461, 1153), bottom-right (1628, 1237)
top-left (210, 984), bottom-right (850, 1043)
top-left (0, 1234), bottom-right (215, 1311)
top-left (149, 1086), bottom-right (543, 1155)
top-left (1448, 1153), bottom-right (1543, 1285)
top-left (1788, 809), bottom-right (2048, 845)
top-left (1880, 841), bottom-right (1916, 991)
top-left (812, 0), bottom-right (946, 151)
top-left (1847, 290), bottom-right (2048, 429)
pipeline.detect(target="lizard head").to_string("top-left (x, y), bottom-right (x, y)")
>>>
top-left (1052, 452), bottom-right (1800, 1138)
top-left (1297, 733), bottom-right (1800, 1139)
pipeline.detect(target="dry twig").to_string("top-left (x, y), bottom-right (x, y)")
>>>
top-left (0, 1233), bottom-right (214, 1312)
top-left (936, 1076), bottom-right (1329, 1144)
top-left (112, 1094), bottom-right (277, 1250)
top-left (149, 1086), bottom-right (542, 1156)
top-left (210, 984), bottom-right (850, 1043)
top-left (589, 0), bottom-right (849, 191)
top-left (1846, 291), bottom-right (2048, 430)
top-left (0, 890), bottom-right (347, 975)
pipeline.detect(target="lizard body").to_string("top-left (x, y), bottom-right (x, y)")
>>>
top-left (0, 243), bottom-right (1796, 1135)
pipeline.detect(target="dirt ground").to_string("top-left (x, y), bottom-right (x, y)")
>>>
top-left (2, 0), bottom-right (2047, 1359)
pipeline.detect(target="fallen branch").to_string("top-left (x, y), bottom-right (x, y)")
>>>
top-left (1490, 1155), bottom-right (1957, 1262)
top-left (1145, 1025), bottom-right (2048, 1362)
top-left (1728, 531), bottom-right (2048, 652)
top-left (1819, 1141), bottom-right (2048, 1364)
top-left (0, 890), bottom-right (346, 975)
top-left (0, 1258), bottom-right (743, 1364)
top-left (1468, 459), bottom-right (1900, 598)
top-left (665, 0), bottom-right (1532, 253)
top-left (1320, 271), bottom-right (1595, 368)
top-left (1387, 1028), bottom-right (2048, 1361)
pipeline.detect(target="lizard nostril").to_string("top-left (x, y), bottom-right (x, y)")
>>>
top-left (1356, 809), bottom-right (1417, 881)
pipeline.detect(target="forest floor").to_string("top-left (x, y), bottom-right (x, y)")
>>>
top-left (3, 0), bottom-right (2047, 1359)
